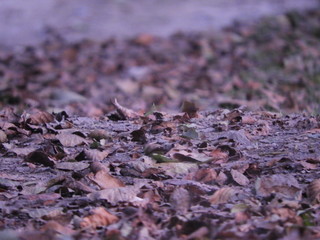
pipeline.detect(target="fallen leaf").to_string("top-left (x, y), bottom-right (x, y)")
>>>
top-left (210, 187), bottom-right (238, 204)
top-left (25, 150), bottom-right (55, 168)
top-left (186, 168), bottom-right (217, 183)
top-left (88, 186), bottom-right (143, 205)
top-left (56, 162), bottom-right (89, 171)
top-left (112, 98), bottom-right (142, 119)
top-left (181, 101), bottom-right (198, 118)
top-left (56, 133), bottom-right (86, 147)
top-left (85, 149), bottom-right (109, 161)
top-left (88, 170), bottom-right (125, 189)
top-left (170, 187), bottom-right (190, 214)
top-left (80, 207), bottom-right (118, 229)
top-left (307, 179), bottom-right (320, 204)
top-left (27, 111), bottom-right (54, 125)
top-left (231, 169), bottom-right (250, 186)
top-left (42, 221), bottom-right (75, 236)
top-left (255, 174), bottom-right (301, 199)
top-left (0, 130), bottom-right (7, 143)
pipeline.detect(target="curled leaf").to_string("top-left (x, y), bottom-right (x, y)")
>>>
top-left (112, 98), bottom-right (141, 119)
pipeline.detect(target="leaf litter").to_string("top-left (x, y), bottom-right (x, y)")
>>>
top-left (0, 8), bottom-right (320, 240)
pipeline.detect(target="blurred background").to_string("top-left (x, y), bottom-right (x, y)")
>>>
top-left (0, 0), bottom-right (318, 47)
top-left (0, 0), bottom-right (319, 116)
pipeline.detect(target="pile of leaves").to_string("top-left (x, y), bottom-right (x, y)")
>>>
top-left (0, 8), bottom-right (320, 240)
top-left (0, 104), bottom-right (319, 239)
top-left (0, 10), bottom-right (320, 116)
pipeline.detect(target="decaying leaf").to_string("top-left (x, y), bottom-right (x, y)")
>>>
top-left (56, 133), bottom-right (86, 147)
top-left (209, 187), bottom-right (238, 204)
top-left (80, 207), bottom-right (119, 229)
top-left (307, 179), bottom-right (320, 204)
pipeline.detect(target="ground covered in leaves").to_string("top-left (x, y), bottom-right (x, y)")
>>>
top-left (0, 9), bottom-right (320, 240)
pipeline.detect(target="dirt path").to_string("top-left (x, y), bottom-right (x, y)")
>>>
top-left (0, 0), bottom-right (319, 47)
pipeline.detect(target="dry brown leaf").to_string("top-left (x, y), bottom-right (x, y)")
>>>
top-left (27, 111), bottom-right (54, 125)
top-left (56, 162), bottom-right (89, 171)
top-left (209, 187), bottom-right (237, 204)
top-left (170, 187), bottom-right (190, 214)
top-left (255, 174), bottom-right (301, 199)
top-left (186, 168), bottom-right (217, 183)
top-left (0, 130), bottom-right (7, 143)
top-left (88, 186), bottom-right (143, 205)
top-left (85, 149), bottom-right (109, 161)
top-left (88, 170), bottom-right (125, 189)
top-left (252, 120), bottom-right (271, 136)
top-left (210, 148), bottom-right (229, 163)
top-left (56, 133), bottom-right (86, 147)
top-left (307, 179), bottom-right (320, 204)
top-left (242, 115), bottom-right (257, 124)
top-left (25, 150), bottom-right (55, 168)
top-left (41, 221), bottom-right (75, 235)
top-left (231, 169), bottom-right (249, 186)
top-left (88, 129), bottom-right (110, 140)
top-left (80, 207), bottom-right (118, 229)
top-left (0, 121), bottom-right (18, 136)
top-left (112, 98), bottom-right (142, 119)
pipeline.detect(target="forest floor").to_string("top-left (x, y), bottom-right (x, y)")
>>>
top-left (0, 9), bottom-right (320, 240)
